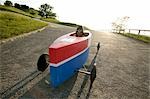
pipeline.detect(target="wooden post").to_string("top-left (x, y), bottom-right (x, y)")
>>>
top-left (138, 30), bottom-right (140, 35)
top-left (123, 29), bottom-right (125, 33)
top-left (119, 29), bottom-right (120, 33)
top-left (129, 29), bottom-right (130, 33)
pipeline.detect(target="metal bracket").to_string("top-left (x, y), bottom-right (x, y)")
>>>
top-left (78, 69), bottom-right (91, 75)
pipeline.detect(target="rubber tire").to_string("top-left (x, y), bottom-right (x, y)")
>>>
top-left (37, 54), bottom-right (49, 72)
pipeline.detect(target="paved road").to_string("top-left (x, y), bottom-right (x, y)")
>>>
top-left (0, 24), bottom-right (149, 99)
top-left (0, 23), bottom-right (75, 93)
top-left (89, 31), bottom-right (149, 99)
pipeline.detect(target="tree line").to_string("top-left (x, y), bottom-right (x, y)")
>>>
top-left (3, 0), bottom-right (56, 18)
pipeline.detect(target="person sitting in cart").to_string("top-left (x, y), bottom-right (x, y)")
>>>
top-left (71, 26), bottom-right (88, 37)
top-left (76, 26), bottom-right (84, 37)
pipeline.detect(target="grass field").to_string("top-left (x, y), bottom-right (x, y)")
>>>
top-left (41, 18), bottom-right (59, 23)
top-left (120, 33), bottom-right (150, 43)
top-left (0, 11), bottom-right (48, 39)
top-left (41, 18), bottom-right (91, 29)
top-left (41, 18), bottom-right (78, 27)
top-left (0, 5), bottom-right (40, 18)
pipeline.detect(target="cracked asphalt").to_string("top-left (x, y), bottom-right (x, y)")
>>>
top-left (0, 23), bottom-right (149, 99)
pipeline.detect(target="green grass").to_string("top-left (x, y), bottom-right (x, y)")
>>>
top-left (41, 17), bottom-right (59, 23)
top-left (40, 18), bottom-right (91, 30)
top-left (41, 18), bottom-right (78, 27)
top-left (0, 11), bottom-right (48, 39)
top-left (120, 33), bottom-right (150, 43)
top-left (58, 22), bottom-right (78, 27)
top-left (0, 5), bottom-right (40, 18)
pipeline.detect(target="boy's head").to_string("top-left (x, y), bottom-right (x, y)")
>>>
top-left (76, 26), bottom-right (84, 37)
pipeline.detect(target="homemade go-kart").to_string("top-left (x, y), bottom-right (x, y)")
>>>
top-left (37, 30), bottom-right (100, 88)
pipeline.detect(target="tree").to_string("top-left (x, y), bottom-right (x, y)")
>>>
top-left (20, 5), bottom-right (29, 12)
top-left (112, 16), bottom-right (130, 33)
top-left (4, 0), bottom-right (13, 6)
top-left (14, 3), bottom-right (20, 9)
top-left (39, 4), bottom-right (56, 18)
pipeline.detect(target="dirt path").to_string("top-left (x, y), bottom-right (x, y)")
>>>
top-left (1, 26), bottom-right (149, 99)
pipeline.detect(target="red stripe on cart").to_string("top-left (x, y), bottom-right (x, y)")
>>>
top-left (49, 40), bottom-right (88, 64)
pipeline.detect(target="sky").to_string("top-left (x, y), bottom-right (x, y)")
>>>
top-left (0, 0), bottom-right (150, 30)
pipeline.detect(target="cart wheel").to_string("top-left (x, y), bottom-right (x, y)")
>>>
top-left (37, 54), bottom-right (49, 72)
top-left (90, 65), bottom-right (96, 84)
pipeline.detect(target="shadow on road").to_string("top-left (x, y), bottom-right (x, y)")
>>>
top-left (76, 74), bottom-right (89, 99)
top-left (76, 74), bottom-right (94, 99)
top-left (20, 73), bottom-right (78, 99)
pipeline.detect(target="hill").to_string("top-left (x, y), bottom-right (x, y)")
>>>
top-left (0, 5), bottom-right (40, 18)
top-left (0, 11), bottom-right (47, 39)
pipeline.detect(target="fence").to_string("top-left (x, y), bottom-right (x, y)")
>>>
top-left (128, 29), bottom-right (150, 36)
top-left (112, 29), bottom-right (150, 36)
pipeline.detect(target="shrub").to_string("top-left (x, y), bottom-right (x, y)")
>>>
top-left (4, 0), bottom-right (13, 6)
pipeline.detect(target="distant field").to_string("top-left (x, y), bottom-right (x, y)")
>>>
top-left (58, 22), bottom-right (78, 27)
top-left (120, 33), bottom-right (150, 43)
top-left (41, 18), bottom-right (91, 29)
top-left (41, 18), bottom-right (59, 23)
top-left (0, 5), bottom-right (40, 18)
top-left (0, 11), bottom-right (48, 39)
top-left (41, 18), bottom-right (78, 27)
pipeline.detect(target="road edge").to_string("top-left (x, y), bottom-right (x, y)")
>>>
top-left (0, 25), bottom-right (49, 44)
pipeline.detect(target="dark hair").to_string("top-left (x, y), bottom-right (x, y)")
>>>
top-left (77, 26), bottom-right (83, 30)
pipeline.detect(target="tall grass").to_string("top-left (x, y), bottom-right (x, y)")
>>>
top-left (0, 11), bottom-right (48, 39)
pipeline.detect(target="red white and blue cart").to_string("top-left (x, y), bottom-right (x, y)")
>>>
top-left (37, 30), bottom-right (100, 88)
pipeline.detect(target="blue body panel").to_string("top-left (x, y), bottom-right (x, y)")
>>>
top-left (50, 48), bottom-right (89, 87)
